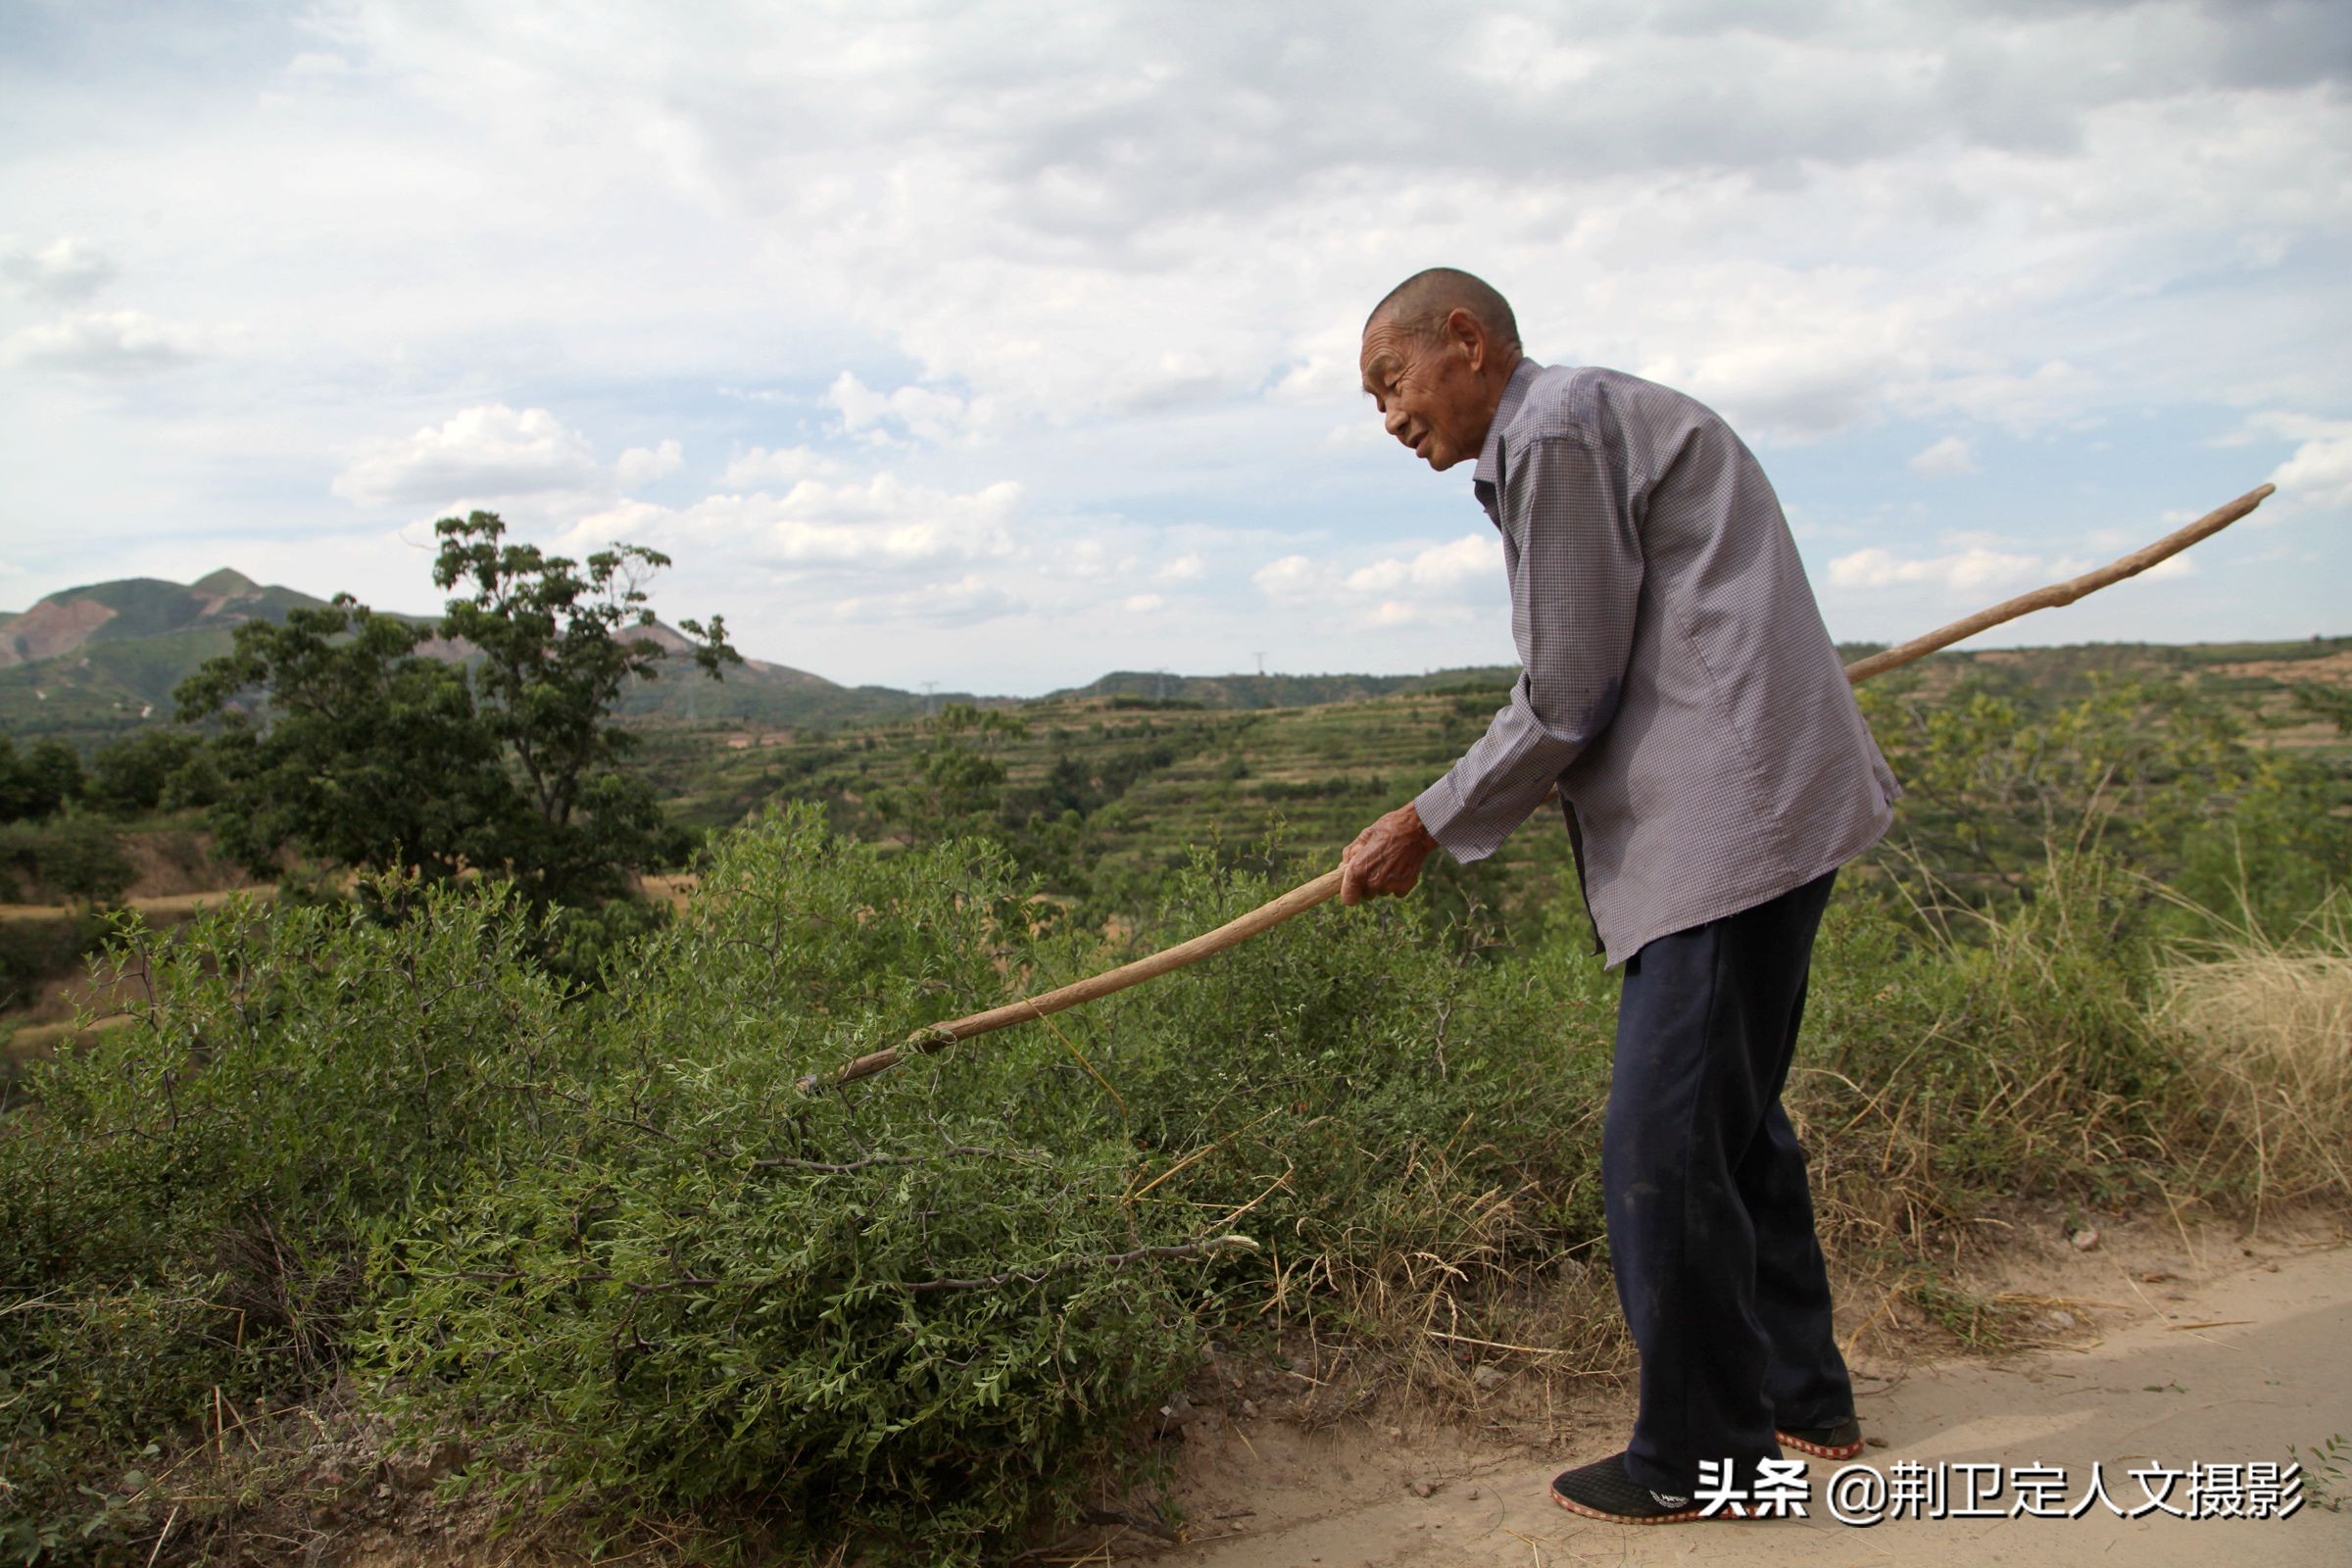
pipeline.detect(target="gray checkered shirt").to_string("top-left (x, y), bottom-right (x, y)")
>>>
top-left (1413, 361), bottom-right (1898, 965)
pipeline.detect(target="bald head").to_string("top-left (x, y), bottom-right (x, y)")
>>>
top-left (1364, 268), bottom-right (1521, 354)
top-left (1357, 268), bottom-right (1525, 472)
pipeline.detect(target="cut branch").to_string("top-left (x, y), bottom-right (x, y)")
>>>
top-left (1838, 484), bottom-right (2271, 685)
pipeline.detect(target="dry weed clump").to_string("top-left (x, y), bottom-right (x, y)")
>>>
top-left (1258, 1136), bottom-right (1631, 1424)
top-left (2159, 900), bottom-right (2352, 1210)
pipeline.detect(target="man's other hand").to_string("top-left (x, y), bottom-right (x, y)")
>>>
top-left (1341, 801), bottom-right (1439, 906)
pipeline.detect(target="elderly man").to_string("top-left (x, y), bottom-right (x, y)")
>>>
top-left (1340, 268), bottom-right (1898, 1524)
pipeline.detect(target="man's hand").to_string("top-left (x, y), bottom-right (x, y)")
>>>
top-left (1341, 801), bottom-right (1439, 906)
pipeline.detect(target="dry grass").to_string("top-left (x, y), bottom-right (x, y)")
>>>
top-left (1259, 1137), bottom-right (1632, 1424)
top-left (2160, 898), bottom-right (2352, 1212)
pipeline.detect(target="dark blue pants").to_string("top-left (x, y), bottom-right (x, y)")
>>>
top-left (1605, 868), bottom-right (1852, 1496)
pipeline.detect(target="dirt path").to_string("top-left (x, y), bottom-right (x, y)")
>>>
top-left (1158, 1236), bottom-right (2352, 1567)
top-left (0, 885), bottom-right (276, 924)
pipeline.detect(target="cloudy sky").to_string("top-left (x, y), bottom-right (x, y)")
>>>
top-left (1, 0), bottom-right (2345, 693)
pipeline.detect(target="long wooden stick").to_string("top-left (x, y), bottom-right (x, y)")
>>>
top-left (808, 483), bottom-right (2272, 1092)
top-left (1838, 484), bottom-right (2272, 682)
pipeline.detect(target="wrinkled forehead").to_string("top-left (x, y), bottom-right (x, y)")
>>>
top-left (1359, 317), bottom-right (1411, 393)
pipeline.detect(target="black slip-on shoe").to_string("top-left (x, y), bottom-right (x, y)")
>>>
top-left (1548, 1452), bottom-right (1715, 1525)
top-left (1775, 1416), bottom-right (1865, 1460)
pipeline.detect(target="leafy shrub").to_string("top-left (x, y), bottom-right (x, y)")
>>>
top-left (1, 880), bottom-right (572, 1561)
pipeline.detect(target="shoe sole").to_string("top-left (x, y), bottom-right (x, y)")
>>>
top-left (1548, 1484), bottom-right (1715, 1525)
top-left (1776, 1430), bottom-right (1866, 1460)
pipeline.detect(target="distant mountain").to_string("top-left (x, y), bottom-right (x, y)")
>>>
top-left (0, 568), bottom-right (328, 670)
top-left (0, 569), bottom-right (943, 744)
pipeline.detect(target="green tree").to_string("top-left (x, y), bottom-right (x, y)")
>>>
top-left (0, 736), bottom-right (85, 822)
top-left (175, 598), bottom-right (520, 884)
top-left (874, 701), bottom-right (1027, 846)
top-left (175, 514), bottom-right (738, 907)
top-left (430, 510), bottom-right (739, 901)
top-left (84, 728), bottom-right (216, 817)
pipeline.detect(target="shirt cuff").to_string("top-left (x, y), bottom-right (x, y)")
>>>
top-left (1413, 774), bottom-right (1489, 864)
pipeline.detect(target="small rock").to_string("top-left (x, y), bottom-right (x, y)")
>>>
top-left (2044, 1309), bottom-right (2078, 1332)
top-left (1240, 1398), bottom-right (1259, 1419)
top-left (1466, 1487), bottom-right (1482, 1500)
top-left (2071, 1227), bottom-right (2100, 1252)
top-left (1409, 1479), bottom-right (1437, 1498)
top-left (1387, 1426), bottom-right (1405, 1442)
top-left (1157, 1391), bottom-right (1196, 1428)
top-left (1866, 1436), bottom-right (1889, 1449)
top-left (1472, 1364), bottom-right (1508, 1391)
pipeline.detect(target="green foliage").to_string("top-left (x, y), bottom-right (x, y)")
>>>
top-left (83, 728), bottom-right (218, 817)
top-left (176, 595), bottom-right (519, 886)
top-left (2292, 681), bottom-right (2352, 737)
top-left (1, 880), bottom-right (573, 1561)
top-left (1859, 673), bottom-right (2352, 936)
top-left (430, 510), bottom-right (740, 903)
top-left (0, 737), bottom-right (85, 823)
top-left (0, 817), bottom-right (134, 907)
top-left (872, 703), bottom-right (1030, 848)
top-left (0, 906), bottom-right (114, 1013)
top-left (174, 512), bottom-right (741, 908)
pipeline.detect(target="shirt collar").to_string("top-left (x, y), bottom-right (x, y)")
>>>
top-left (1472, 358), bottom-right (1542, 493)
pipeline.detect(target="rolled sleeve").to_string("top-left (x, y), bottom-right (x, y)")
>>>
top-left (1417, 430), bottom-right (1642, 863)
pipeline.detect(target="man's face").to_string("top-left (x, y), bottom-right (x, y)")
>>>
top-left (1359, 310), bottom-right (1494, 472)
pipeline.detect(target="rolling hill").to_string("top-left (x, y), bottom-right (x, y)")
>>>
top-left (0, 570), bottom-right (958, 743)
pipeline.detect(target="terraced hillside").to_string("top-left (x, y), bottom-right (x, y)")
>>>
top-left (638, 633), bottom-right (2352, 921)
top-left (651, 677), bottom-right (1581, 920)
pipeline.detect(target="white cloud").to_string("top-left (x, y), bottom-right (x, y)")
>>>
top-left (1252, 555), bottom-right (1323, 605)
top-left (614, 438), bottom-right (683, 484)
top-left (1827, 544), bottom-right (2046, 594)
top-left (834, 574), bottom-right (1023, 627)
top-left (1, 236), bottom-right (117, 304)
top-left (2, 310), bottom-right (210, 375)
top-left (2253, 414), bottom-right (2352, 512)
top-left (1344, 534), bottom-right (1499, 595)
top-left (718, 445), bottom-right (846, 488)
top-left (1908, 435), bottom-right (1980, 478)
top-left (827, 370), bottom-right (992, 446)
top-left (1121, 593), bottom-right (1165, 613)
top-left (1253, 533), bottom-right (1502, 632)
top-left (1152, 553), bottom-right (1204, 584)
top-left (613, 474), bottom-right (1024, 570)
top-left (332, 405), bottom-right (603, 508)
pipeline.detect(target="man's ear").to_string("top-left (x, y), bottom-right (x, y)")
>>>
top-left (1446, 306), bottom-right (1485, 370)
